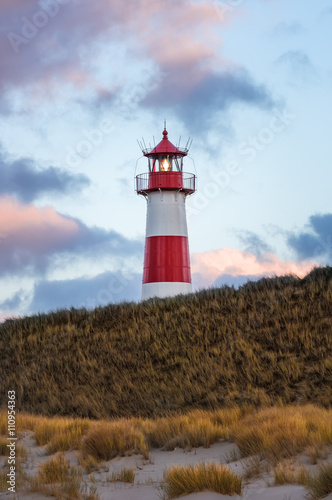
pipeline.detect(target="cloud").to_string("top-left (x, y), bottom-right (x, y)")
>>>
top-left (0, 0), bottom-right (105, 93)
top-left (0, 290), bottom-right (26, 311)
top-left (236, 230), bottom-right (272, 256)
top-left (0, 197), bottom-right (143, 276)
top-left (29, 271), bottom-right (141, 314)
top-left (143, 69), bottom-right (274, 132)
top-left (287, 213), bottom-right (332, 261)
top-left (0, 289), bottom-right (30, 320)
top-left (0, 150), bottom-right (90, 202)
top-left (0, 0), bottom-right (218, 96)
top-left (272, 22), bottom-right (304, 37)
top-left (191, 247), bottom-right (316, 289)
top-left (275, 50), bottom-right (317, 82)
top-left (0, 0), bottom-right (274, 131)
top-left (320, 6), bottom-right (332, 17)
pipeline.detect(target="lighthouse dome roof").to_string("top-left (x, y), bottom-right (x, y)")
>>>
top-left (142, 128), bottom-right (188, 157)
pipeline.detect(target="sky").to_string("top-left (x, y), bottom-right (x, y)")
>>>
top-left (0, 0), bottom-right (331, 319)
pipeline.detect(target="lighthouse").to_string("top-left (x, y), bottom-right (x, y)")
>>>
top-left (136, 127), bottom-right (196, 300)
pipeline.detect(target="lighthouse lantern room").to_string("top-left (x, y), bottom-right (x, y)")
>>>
top-left (136, 127), bottom-right (196, 300)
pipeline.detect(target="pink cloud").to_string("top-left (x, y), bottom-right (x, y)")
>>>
top-left (0, 196), bottom-right (82, 275)
top-left (0, 0), bottom-right (227, 98)
top-left (138, 1), bottom-right (221, 68)
top-left (0, 196), bottom-right (141, 276)
top-left (191, 247), bottom-right (317, 288)
top-left (0, 196), bottom-right (79, 254)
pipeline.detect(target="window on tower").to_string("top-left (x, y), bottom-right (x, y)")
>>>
top-left (149, 154), bottom-right (184, 172)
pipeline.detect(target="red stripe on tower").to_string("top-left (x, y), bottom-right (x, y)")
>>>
top-left (136, 126), bottom-right (196, 300)
top-left (143, 236), bottom-right (191, 283)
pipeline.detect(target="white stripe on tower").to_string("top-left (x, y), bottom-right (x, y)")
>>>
top-left (146, 191), bottom-right (188, 237)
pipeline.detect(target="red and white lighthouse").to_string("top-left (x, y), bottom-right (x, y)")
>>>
top-left (136, 127), bottom-right (196, 300)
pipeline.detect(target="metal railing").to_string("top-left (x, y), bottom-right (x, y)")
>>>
top-left (136, 172), bottom-right (196, 194)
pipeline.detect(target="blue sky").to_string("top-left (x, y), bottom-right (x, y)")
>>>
top-left (0, 0), bottom-right (331, 319)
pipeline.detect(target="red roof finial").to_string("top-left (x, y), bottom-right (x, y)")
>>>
top-left (163, 120), bottom-right (168, 139)
top-left (140, 123), bottom-right (190, 157)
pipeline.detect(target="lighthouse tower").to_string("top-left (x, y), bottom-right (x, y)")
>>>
top-left (136, 127), bottom-right (196, 300)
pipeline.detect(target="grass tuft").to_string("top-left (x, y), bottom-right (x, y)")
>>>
top-left (31, 453), bottom-right (89, 499)
top-left (108, 468), bottom-right (135, 483)
top-left (146, 410), bottom-right (225, 450)
top-left (307, 463), bottom-right (332, 499)
top-left (36, 453), bottom-right (74, 484)
top-left (273, 462), bottom-right (310, 486)
top-left (230, 405), bottom-right (332, 464)
top-left (163, 462), bottom-right (242, 499)
top-left (82, 420), bottom-right (149, 461)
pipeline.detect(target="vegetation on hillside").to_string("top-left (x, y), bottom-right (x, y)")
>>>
top-left (0, 266), bottom-right (331, 418)
top-left (1, 405), bottom-right (332, 498)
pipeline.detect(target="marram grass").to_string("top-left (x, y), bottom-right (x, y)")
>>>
top-left (36, 453), bottom-right (74, 484)
top-left (163, 462), bottom-right (242, 498)
top-left (273, 462), bottom-right (310, 486)
top-left (81, 420), bottom-right (149, 460)
top-left (1, 267), bottom-right (331, 419)
top-left (1, 405), bottom-right (331, 466)
top-left (230, 405), bottom-right (332, 464)
top-left (1, 405), bottom-right (332, 498)
top-left (31, 454), bottom-right (99, 500)
top-left (306, 463), bottom-right (332, 499)
top-left (108, 467), bottom-right (135, 483)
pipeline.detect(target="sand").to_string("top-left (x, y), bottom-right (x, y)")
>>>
top-left (1, 431), bottom-right (331, 500)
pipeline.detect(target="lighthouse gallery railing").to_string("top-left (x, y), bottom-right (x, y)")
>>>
top-left (136, 172), bottom-right (196, 194)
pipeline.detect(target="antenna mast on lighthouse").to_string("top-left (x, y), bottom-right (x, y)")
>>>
top-left (135, 126), bottom-right (196, 300)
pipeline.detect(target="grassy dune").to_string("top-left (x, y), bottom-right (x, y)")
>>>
top-left (0, 266), bottom-right (331, 418)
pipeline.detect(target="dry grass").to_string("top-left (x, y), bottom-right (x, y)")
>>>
top-left (82, 420), bottom-right (149, 461)
top-left (0, 470), bottom-right (8, 492)
top-left (145, 409), bottom-right (227, 450)
top-left (241, 455), bottom-right (267, 479)
top-left (307, 444), bottom-right (329, 465)
top-left (108, 467), bottom-right (135, 483)
top-left (0, 436), bottom-right (9, 455)
top-left (0, 404), bottom-right (331, 497)
top-left (307, 463), bottom-right (332, 499)
top-left (0, 412), bottom-right (91, 455)
top-left (0, 458), bottom-right (27, 494)
top-left (1, 405), bottom-right (331, 466)
top-left (31, 453), bottom-right (99, 499)
top-left (273, 462), bottom-right (310, 485)
top-left (162, 462), bottom-right (242, 498)
top-left (34, 416), bottom-right (90, 449)
top-left (230, 405), bottom-right (332, 464)
top-left (78, 453), bottom-right (99, 473)
top-left (0, 436), bottom-right (26, 462)
top-left (0, 462), bottom-right (27, 493)
top-left (36, 453), bottom-right (74, 484)
top-left (1, 267), bottom-right (331, 419)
